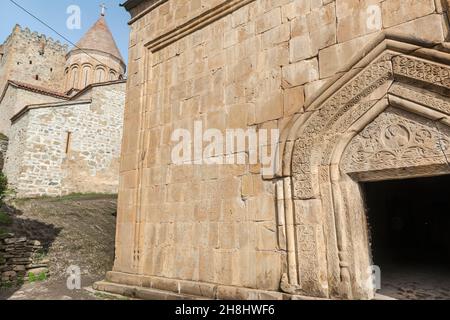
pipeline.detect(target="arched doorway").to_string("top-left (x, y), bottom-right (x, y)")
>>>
top-left (279, 36), bottom-right (450, 299)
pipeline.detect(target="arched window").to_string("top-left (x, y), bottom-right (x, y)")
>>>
top-left (82, 65), bottom-right (92, 87)
top-left (71, 67), bottom-right (79, 88)
top-left (95, 67), bottom-right (106, 83)
top-left (64, 68), bottom-right (69, 90)
top-left (109, 70), bottom-right (117, 81)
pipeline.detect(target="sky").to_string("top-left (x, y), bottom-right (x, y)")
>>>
top-left (0, 0), bottom-right (131, 63)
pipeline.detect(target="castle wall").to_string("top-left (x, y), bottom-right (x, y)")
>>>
top-left (4, 82), bottom-right (125, 198)
top-left (0, 26), bottom-right (67, 94)
top-left (112, 0), bottom-right (450, 297)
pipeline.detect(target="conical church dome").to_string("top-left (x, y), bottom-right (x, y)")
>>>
top-left (75, 16), bottom-right (123, 62)
top-left (64, 15), bottom-right (126, 94)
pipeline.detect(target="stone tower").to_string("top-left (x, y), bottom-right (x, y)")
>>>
top-left (64, 16), bottom-right (126, 94)
top-left (0, 25), bottom-right (68, 93)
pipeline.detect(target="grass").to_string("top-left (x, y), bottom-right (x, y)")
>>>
top-left (13, 193), bottom-right (117, 204)
top-left (0, 271), bottom-right (47, 289)
top-left (0, 227), bottom-right (8, 236)
top-left (0, 210), bottom-right (12, 225)
top-left (28, 271), bottom-right (47, 283)
top-left (0, 277), bottom-right (24, 290)
top-left (33, 250), bottom-right (47, 262)
top-left (0, 281), bottom-right (13, 289)
top-left (52, 193), bottom-right (117, 202)
top-left (94, 291), bottom-right (130, 300)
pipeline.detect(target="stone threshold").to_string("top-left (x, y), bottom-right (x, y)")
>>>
top-left (93, 271), bottom-right (323, 300)
top-left (93, 281), bottom-right (208, 300)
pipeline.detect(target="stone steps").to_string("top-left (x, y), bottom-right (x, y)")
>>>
top-left (93, 281), bottom-right (211, 300)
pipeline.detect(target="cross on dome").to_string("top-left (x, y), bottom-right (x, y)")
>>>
top-left (100, 3), bottom-right (107, 16)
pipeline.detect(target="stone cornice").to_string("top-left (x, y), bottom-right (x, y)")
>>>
top-left (144, 0), bottom-right (256, 52)
top-left (121, 0), bottom-right (145, 11)
top-left (0, 80), bottom-right (69, 105)
top-left (124, 0), bottom-right (168, 25)
top-left (305, 33), bottom-right (446, 109)
top-left (11, 99), bottom-right (92, 123)
top-left (70, 79), bottom-right (127, 100)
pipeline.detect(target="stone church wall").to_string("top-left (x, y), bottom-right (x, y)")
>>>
top-left (3, 111), bottom-right (28, 192)
top-left (4, 82), bottom-right (125, 198)
top-left (0, 25), bottom-right (67, 94)
top-left (113, 0), bottom-right (450, 295)
top-left (0, 86), bottom-right (64, 136)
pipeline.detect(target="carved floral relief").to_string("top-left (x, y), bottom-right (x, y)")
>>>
top-left (341, 108), bottom-right (450, 173)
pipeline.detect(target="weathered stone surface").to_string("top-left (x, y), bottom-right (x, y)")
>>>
top-left (282, 58), bottom-right (319, 87)
top-left (0, 25), bottom-right (67, 99)
top-left (337, 2), bottom-right (382, 42)
top-left (382, 0), bottom-right (435, 28)
top-left (106, 0), bottom-right (450, 301)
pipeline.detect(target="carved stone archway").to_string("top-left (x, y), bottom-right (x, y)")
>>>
top-left (278, 36), bottom-right (450, 299)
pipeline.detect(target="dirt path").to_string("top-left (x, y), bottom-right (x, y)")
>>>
top-left (0, 194), bottom-right (118, 300)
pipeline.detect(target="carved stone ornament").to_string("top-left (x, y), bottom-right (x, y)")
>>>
top-left (292, 56), bottom-right (394, 199)
top-left (280, 41), bottom-right (450, 299)
top-left (341, 107), bottom-right (450, 174)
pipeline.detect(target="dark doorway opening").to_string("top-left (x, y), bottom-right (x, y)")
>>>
top-left (362, 175), bottom-right (450, 300)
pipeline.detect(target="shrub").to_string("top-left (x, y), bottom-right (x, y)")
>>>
top-left (0, 172), bottom-right (7, 201)
top-left (0, 211), bottom-right (12, 225)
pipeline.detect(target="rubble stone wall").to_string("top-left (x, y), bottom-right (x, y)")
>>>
top-left (0, 233), bottom-right (48, 285)
top-left (4, 82), bottom-right (126, 198)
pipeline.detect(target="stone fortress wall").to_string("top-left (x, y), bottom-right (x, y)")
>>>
top-left (107, 0), bottom-right (450, 299)
top-left (0, 25), bottom-right (68, 94)
top-left (4, 82), bottom-right (126, 198)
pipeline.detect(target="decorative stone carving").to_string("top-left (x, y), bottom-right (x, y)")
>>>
top-left (389, 83), bottom-right (450, 116)
top-left (341, 107), bottom-right (450, 173)
top-left (392, 56), bottom-right (450, 89)
top-left (292, 54), bottom-right (450, 200)
top-left (292, 56), bottom-right (394, 199)
top-left (283, 45), bottom-right (450, 299)
top-left (320, 101), bottom-right (378, 166)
